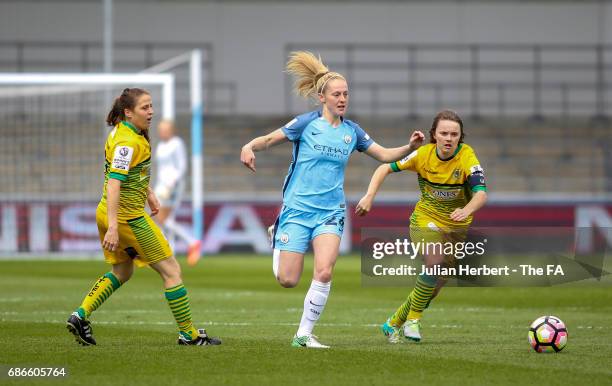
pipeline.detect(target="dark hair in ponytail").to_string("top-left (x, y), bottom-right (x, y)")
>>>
top-left (105, 87), bottom-right (150, 127)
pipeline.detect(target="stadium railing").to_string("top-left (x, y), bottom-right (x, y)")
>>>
top-left (0, 40), bottom-right (237, 114)
top-left (285, 43), bottom-right (612, 119)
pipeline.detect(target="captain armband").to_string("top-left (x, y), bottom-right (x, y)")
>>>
top-left (467, 165), bottom-right (487, 192)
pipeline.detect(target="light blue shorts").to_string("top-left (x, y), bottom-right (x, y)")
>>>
top-left (271, 206), bottom-right (345, 254)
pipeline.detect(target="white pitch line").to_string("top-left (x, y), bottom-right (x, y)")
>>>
top-left (0, 318), bottom-right (607, 330)
top-left (0, 308), bottom-right (312, 316)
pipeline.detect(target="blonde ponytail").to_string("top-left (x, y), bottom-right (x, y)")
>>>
top-left (285, 51), bottom-right (345, 100)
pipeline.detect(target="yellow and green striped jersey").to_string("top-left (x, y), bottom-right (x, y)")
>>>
top-left (390, 143), bottom-right (487, 227)
top-left (99, 121), bottom-right (151, 221)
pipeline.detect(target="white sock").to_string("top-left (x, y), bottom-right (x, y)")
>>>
top-left (296, 279), bottom-right (331, 337)
top-left (272, 249), bottom-right (280, 279)
top-left (165, 218), bottom-right (196, 245)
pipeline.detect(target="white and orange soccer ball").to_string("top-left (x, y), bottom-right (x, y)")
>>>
top-left (528, 315), bottom-right (568, 353)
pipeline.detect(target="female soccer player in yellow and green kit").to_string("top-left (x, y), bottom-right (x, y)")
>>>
top-left (66, 88), bottom-right (220, 346)
top-left (356, 110), bottom-right (488, 343)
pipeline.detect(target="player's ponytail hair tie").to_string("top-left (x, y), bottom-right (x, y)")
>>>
top-left (314, 71), bottom-right (329, 84)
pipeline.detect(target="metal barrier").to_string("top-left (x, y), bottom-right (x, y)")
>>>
top-left (285, 43), bottom-right (612, 119)
top-left (0, 41), bottom-right (237, 114)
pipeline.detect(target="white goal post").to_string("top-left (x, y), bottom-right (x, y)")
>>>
top-left (0, 73), bottom-right (175, 120)
top-left (0, 72), bottom-right (175, 257)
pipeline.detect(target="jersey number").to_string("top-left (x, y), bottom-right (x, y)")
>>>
top-left (325, 216), bottom-right (345, 232)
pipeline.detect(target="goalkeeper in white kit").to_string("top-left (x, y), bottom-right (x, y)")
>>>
top-left (154, 119), bottom-right (202, 266)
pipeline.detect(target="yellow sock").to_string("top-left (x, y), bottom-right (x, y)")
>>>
top-left (389, 294), bottom-right (411, 327)
top-left (77, 272), bottom-right (122, 319)
top-left (164, 284), bottom-right (199, 340)
top-left (407, 274), bottom-right (436, 320)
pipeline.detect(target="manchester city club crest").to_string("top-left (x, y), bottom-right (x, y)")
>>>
top-left (280, 233), bottom-right (289, 244)
top-left (344, 135), bottom-right (352, 144)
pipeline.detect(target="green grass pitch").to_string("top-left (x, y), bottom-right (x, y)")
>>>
top-left (0, 255), bottom-right (611, 385)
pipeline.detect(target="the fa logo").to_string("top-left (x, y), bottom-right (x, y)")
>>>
top-left (119, 147), bottom-right (129, 157)
top-left (344, 135), bottom-right (352, 144)
top-left (280, 233), bottom-right (289, 244)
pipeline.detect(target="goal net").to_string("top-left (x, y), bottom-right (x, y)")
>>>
top-left (0, 73), bottom-right (174, 256)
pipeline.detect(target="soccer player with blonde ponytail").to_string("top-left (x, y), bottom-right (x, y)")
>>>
top-left (241, 51), bottom-right (425, 348)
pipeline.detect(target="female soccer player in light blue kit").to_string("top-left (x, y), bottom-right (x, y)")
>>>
top-left (240, 51), bottom-right (424, 348)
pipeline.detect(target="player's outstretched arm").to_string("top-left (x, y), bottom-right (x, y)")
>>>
top-left (240, 128), bottom-right (289, 172)
top-left (364, 130), bottom-right (424, 163)
top-left (450, 190), bottom-right (488, 222)
top-left (355, 164), bottom-right (394, 216)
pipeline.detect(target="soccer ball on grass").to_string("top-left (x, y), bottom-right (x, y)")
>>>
top-left (528, 315), bottom-right (568, 353)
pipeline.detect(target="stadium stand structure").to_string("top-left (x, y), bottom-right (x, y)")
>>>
top-left (203, 116), bottom-right (610, 197)
top-left (1, 37), bottom-right (609, 200)
top-left (0, 115), bottom-right (608, 200)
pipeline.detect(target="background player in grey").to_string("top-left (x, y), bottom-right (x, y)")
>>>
top-left (154, 119), bottom-right (202, 266)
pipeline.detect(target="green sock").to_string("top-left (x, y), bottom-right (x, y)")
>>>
top-left (76, 272), bottom-right (122, 319)
top-left (407, 274), bottom-right (437, 320)
top-left (389, 294), bottom-right (412, 327)
top-left (164, 284), bottom-right (199, 340)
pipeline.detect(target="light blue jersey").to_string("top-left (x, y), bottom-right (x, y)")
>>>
top-left (280, 110), bottom-right (374, 212)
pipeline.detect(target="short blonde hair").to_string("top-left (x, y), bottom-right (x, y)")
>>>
top-left (285, 51), bottom-right (346, 100)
